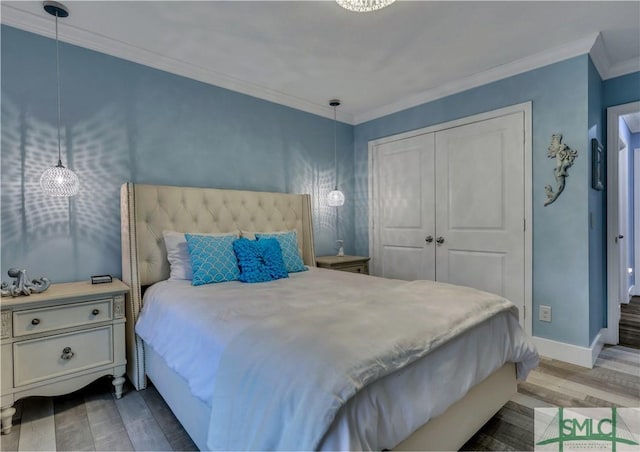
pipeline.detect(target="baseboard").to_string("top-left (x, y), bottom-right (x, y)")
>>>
top-left (628, 285), bottom-right (637, 300)
top-left (601, 326), bottom-right (619, 345)
top-left (532, 331), bottom-right (604, 369)
top-left (591, 330), bottom-right (605, 365)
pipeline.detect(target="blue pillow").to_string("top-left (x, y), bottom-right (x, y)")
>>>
top-left (258, 238), bottom-right (289, 280)
top-left (233, 238), bottom-right (288, 283)
top-left (185, 233), bottom-right (240, 286)
top-left (255, 231), bottom-right (307, 273)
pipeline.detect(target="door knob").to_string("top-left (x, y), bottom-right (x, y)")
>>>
top-left (425, 236), bottom-right (433, 243)
top-left (436, 237), bottom-right (445, 244)
top-left (619, 235), bottom-right (624, 239)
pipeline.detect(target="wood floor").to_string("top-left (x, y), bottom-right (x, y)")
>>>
top-left (1, 345), bottom-right (638, 452)
top-left (621, 297), bottom-right (640, 349)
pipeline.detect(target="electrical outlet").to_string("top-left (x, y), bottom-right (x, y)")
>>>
top-left (539, 305), bottom-right (552, 322)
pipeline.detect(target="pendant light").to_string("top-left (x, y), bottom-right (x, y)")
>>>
top-left (336, 0), bottom-right (396, 13)
top-left (39, 1), bottom-right (79, 197)
top-left (327, 100), bottom-right (345, 207)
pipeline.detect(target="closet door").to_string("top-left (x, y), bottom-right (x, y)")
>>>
top-left (372, 133), bottom-right (435, 280)
top-left (434, 112), bottom-right (525, 318)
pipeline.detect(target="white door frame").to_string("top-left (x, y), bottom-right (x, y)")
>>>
top-left (634, 148), bottom-right (640, 297)
top-left (605, 101), bottom-right (640, 345)
top-left (619, 140), bottom-right (630, 300)
top-left (368, 102), bottom-right (532, 336)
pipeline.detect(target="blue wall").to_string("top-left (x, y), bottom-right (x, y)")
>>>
top-left (1, 26), bottom-right (355, 283)
top-left (354, 55), bottom-right (592, 346)
top-left (603, 72), bottom-right (640, 109)
top-left (588, 56), bottom-right (606, 343)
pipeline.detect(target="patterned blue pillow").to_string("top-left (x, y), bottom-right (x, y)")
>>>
top-left (185, 234), bottom-right (240, 285)
top-left (256, 231), bottom-right (307, 273)
top-left (233, 238), bottom-right (289, 283)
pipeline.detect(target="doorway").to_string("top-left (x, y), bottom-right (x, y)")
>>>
top-left (606, 101), bottom-right (640, 345)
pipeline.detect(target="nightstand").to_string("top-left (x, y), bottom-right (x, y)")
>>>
top-left (0, 279), bottom-right (129, 434)
top-left (316, 255), bottom-right (371, 275)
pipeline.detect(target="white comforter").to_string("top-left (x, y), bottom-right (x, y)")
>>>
top-left (136, 267), bottom-right (538, 450)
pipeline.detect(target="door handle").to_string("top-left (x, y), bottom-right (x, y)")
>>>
top-left (436, 237), bottom-right (445, 245)
top-left (425, 236), bottom-right (433, 243)
top-left (619, 235), bottom-right (624, 239)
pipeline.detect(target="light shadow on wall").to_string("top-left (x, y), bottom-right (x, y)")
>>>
top-left (287, 145), bottom-right (337, 256)
top-left (1, 96), bottom-right (130, 282)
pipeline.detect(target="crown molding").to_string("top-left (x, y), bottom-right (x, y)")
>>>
top-left (353, 34), bottom-right (600, 124)
top-left (588, 32), bottom-right (611, 80)
top-left (3, 3), bottom-right (638, 127)
top-left (589, 32), bottom-right (640, 81)
top-left (0, 4), bottom-right (355, 124)
top-left (606, 57), bottom-right (640, 80)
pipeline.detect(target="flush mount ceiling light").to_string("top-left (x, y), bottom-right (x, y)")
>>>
top-left (336, 0), bottom-right (396, 12)
top-left (327, 100), bottom-right (345, 207)
top-left (39, 1), bottom-right (80, 197)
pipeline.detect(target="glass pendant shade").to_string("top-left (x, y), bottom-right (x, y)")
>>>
top-left (327, 188), bottom-right (345, 207)
top-left (40, 161), bottom-right (79, 197)
top-left (336, 0), bottom-right (396, 12)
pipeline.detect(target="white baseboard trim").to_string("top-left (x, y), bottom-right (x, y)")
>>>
top-left (628, 285), bottom-right (636, 300)
top-left (532, 331), bottom-right (604, 369)
top-left (601, 327), bottom-right (616, 346)
top-left (591, 331), bottom-right (605, 366)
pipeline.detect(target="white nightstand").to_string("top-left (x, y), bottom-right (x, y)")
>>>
top-left (0, 279), bottom-right (128, 434)
top-left (316, 255), bottom-right (371, 275)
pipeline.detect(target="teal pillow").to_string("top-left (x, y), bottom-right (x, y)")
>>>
top-left (185, 233), bottom-right (240, 285)
top-left (233, 238), bottom-right (288, 283)
top-left (256, 231), bottom-right (307, 273)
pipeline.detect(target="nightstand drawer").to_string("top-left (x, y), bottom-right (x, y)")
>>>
top-left (13, 326), bottom-right (113, 387)
top-left (337, 264), bottom-right (366, 274)
top-left (316, 256), bottom-right (370, 275)
top-left (13, 299), bottom-right (112, 337)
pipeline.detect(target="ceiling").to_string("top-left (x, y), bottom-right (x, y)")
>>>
top-left (623, 112), bottom-right (640, 134)
top-left (2, 1), bottom-right (639, 124)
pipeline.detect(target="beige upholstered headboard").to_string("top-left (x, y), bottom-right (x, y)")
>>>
top-left (120, 183), bottom-right (316, 389)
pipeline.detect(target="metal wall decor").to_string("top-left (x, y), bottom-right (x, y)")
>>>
top-left (544, 133), bottom-right (578, 206)
top-left (1, 268), bottom-right (51, 297)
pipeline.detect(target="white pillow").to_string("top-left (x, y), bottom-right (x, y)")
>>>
top-left (163, 231), bottom-right (238, 280)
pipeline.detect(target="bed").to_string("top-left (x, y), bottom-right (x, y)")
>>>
top-left (120, 183), bottom-right (538, 451)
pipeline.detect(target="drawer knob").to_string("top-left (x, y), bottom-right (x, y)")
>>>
top-left (92, 309), bottom-right (100, 316)
top-left (61, 347), bottom-right (75, 360)
top-left (31, 318), bottom-right (40, 326)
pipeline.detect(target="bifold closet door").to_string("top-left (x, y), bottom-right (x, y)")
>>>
top-left (372, 133), bottom-right (435, 281)
top-left (434, 112), bottom-right (525, 319)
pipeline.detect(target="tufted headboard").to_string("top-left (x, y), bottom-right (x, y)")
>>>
top-left (120, 183), bottom-right (316, 389)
